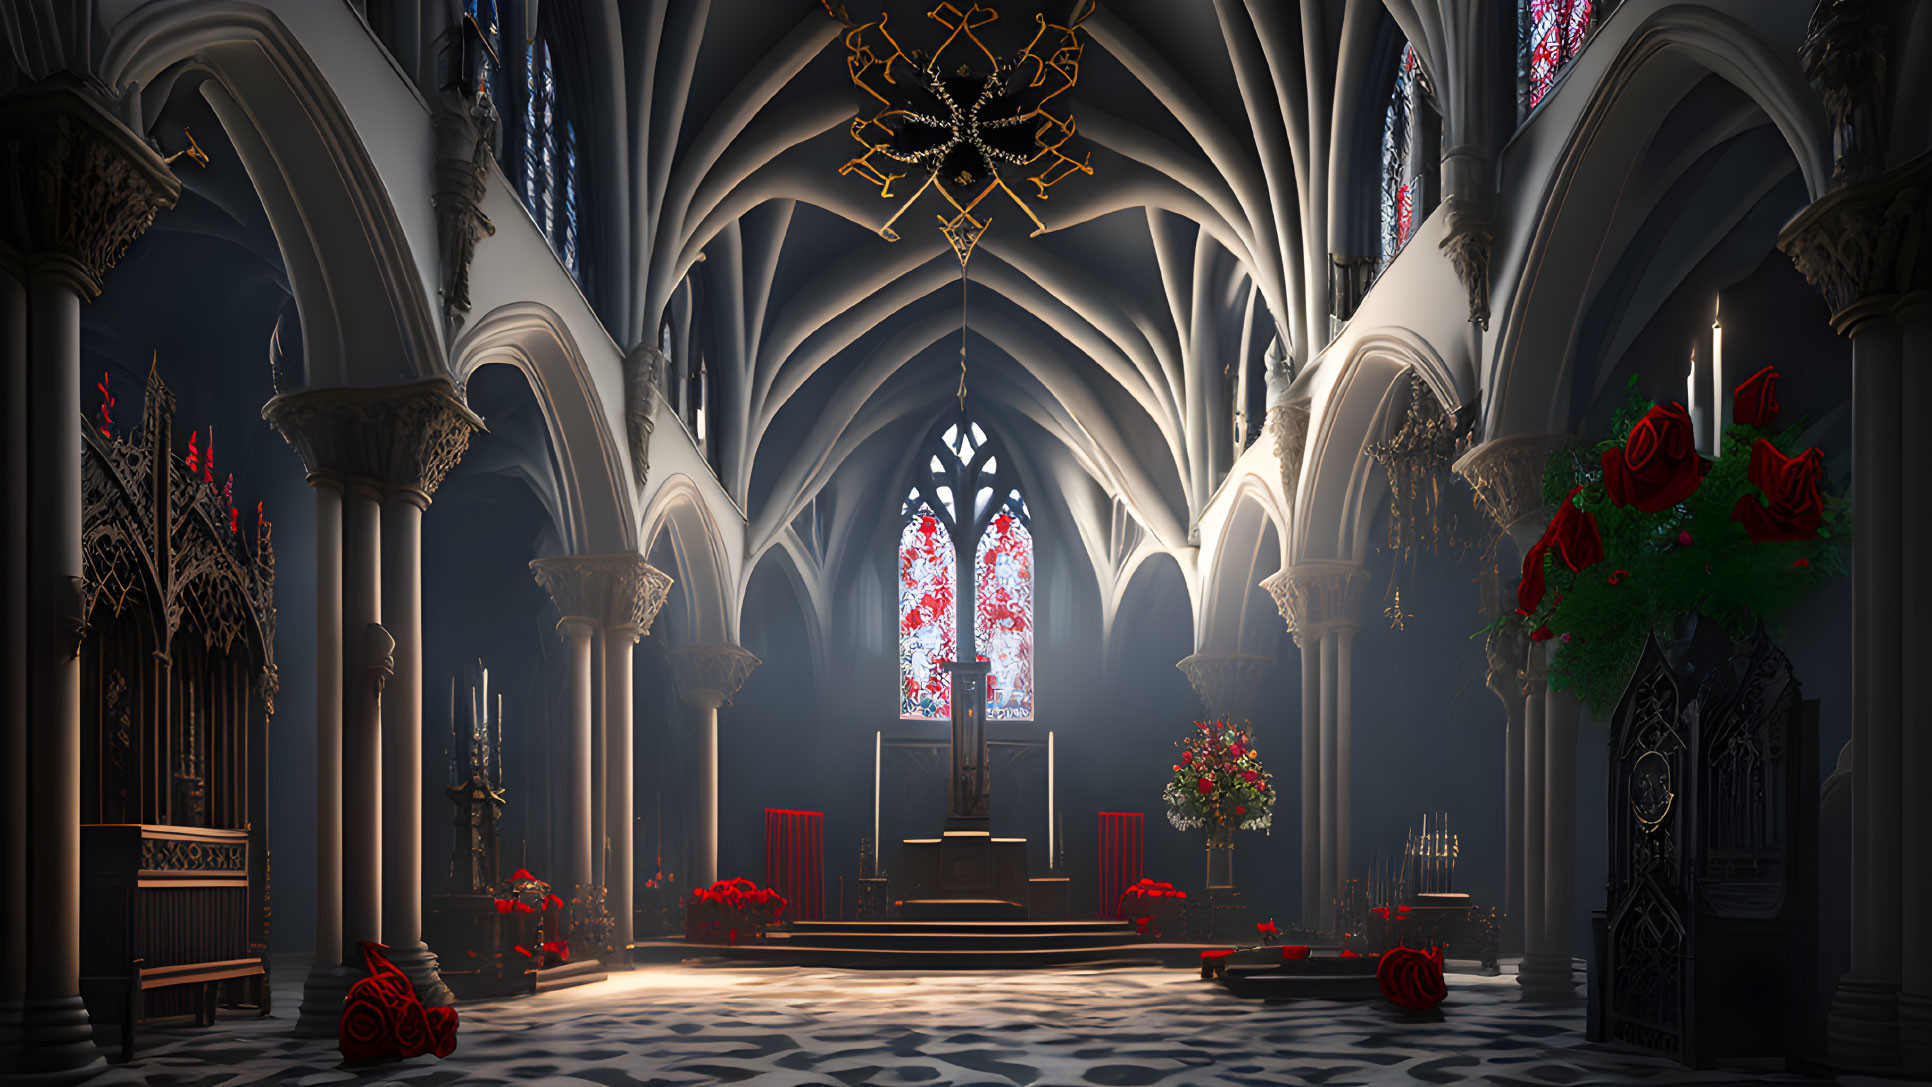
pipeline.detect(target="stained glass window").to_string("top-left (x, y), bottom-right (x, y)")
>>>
top-left (520, 36), bottom-right (581, 282)
top-left (1523, 0), bottom-right (1592, 113)
top-left (899, 500), bottom-right (956, 720)
top-left (898, 421), bottom-right (1033, 721)
top-left (976, 493), bottom-right (1033, 721)
top-left (1380, 43), bottom-right (1420, 270)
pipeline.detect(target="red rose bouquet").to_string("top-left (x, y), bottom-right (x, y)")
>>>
top-left (1162, 721), bottom-right (1275, 832)
top-left (1497, 366), bottom-right (1847, 713)
top-left (339, 942), bottom-right (458, 1061)
top-left (684, 877), bottom-right (788, 944)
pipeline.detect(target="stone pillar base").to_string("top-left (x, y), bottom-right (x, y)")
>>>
top-left (1827, 974), bottom-right (1900, 1069)
top-left (383, 940), bottom-right (455, 1008)
top-left (1516, 953), bottom-right (1579, 1000)
top-left (1899, 992), bottom-right (1932, 1073)
top-left (13, 994), bottom-right (104, 1081)
top-left (1, 997), bottom-right (24, 1067)
top-left (293, 961), bottom-right (359, 1038)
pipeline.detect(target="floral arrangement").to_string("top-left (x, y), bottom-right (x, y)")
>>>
top-left (1163, 720), bottom-right (1275, 832)
top-left (685, 877), bottom-right (788, 945)
top-left (339, 941), bottom-right (458, 1062)
top-left (1499, 365), bottom-right (1848, 714)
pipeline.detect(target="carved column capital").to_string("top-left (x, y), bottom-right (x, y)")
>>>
top-left (1261, 564), bottom-right (1368, 644)
top-left (0, 75), bottom-right (182, 298)
top-left (623, 345), bottom-right (666, 489)
top-left (1175, 653), bottom-right (1273, 723)
top-left (1777, 149), bottom-right (1932, 334)
top-left (1453, 433), bottom-right (1566, 540)
top-left (529, 553), bottom-right (673, 637)
top-left (1269, 399), bottom-right (1313, 510)
top-left (262, 377), bottom-right (484, 505)
top-left (667, 643), bottom-right (760, 707)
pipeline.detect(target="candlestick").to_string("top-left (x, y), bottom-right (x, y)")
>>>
top-left (448, 674), bottom-right (459, 787)
top-left (872, 731), bottom-right (882, 872)
top-left (494, 692), bottom-right (504, 792)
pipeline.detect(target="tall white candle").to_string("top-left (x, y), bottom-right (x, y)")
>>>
top-left (1710, 296), bottom-right (1724, 453)
top-left (1047, 731), bottom-right (1057, 870)
top-left (873, 731), bottom-right (882, 873)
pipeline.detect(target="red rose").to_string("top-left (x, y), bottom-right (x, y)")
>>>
top-left (1601, 402), bottom-right (1709, 511)
top-left (1376, 944), bottom-right (1447, 1010)
top-left (338, 993), bottom-right (393, 1061)
top-left (1196, 776), bottom-right (1214, 794)
top-left (1731, 439), bottom-right (1824, 542)
top-left (1548, 490), bottom-right (1603, 572)
top-left (1732, 365), bottom-right (1779, 428)
top-left (1516, 487), bottom-right (1601, 615)
top-left (424, 1006), bottom-right (459, 1058)
top-left (1229, 743), bottom-right (1245, 759)
top-left (1236, 804), bottom-right (1247, 815)
top-left (391, 1000), bottom-right (432, 1058)
top-left (1530, 625), bottom-right (1554, 642)
top-left (1282, 945), bottom-right (1311, 960)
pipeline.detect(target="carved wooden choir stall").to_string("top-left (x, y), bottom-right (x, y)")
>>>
top-left (76, 369), bottom-right (276, 1056)
top-left (1588, 627), bottom-right (1818, 1068)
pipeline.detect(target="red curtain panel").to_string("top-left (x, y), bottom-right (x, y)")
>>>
top-left (1096, 812), bottom-right (1145, 918)
top-left (763, 809), bottom-right (825, 922)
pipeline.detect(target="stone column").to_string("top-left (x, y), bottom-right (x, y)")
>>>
top-left (1484, 626), bottom-right (1529, 952)
top-left (1780, 147), bottom-right (1932, 1070)
top-left (0, 75), bottom-right (179, 1079)
top-left (1455, 433), bottom-right (1563, 979)
top-left (532, 554), bottom-right (672, 959)
top-left (1899, 298), bottom-right (1932, 1071)
top-left (1520, 643), bottom-right (1550, 989)
top-left (1175, 654), bottom-right (1274, 725)
top-left (0, 246), bottom-right (25, 1061)
top-left (1263, 565), bottom-right (1366, 932)
top-left (1296, 633), bottom-right (1321, 928)
top-left (668, 644), bottom-right (761, 888)
top-left (339, 483), bottom-right (384, 955)
top-left (599, 559), bottom-right (671, 963)
top-left (1523, 684), bottom-right (1582, 998)
top-left (266, 377), bottom-right (479, 1014)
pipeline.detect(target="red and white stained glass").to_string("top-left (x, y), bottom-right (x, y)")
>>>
top-left (1396, 180), bottom-right (1415, 249)
top-left (1527, 0), bottom-right (1591, 110)
top-left (975, 507), bottom-right (1033, 721)
top-left (899, 507), bottom-right (955, 719)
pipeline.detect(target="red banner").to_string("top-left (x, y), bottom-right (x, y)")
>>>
top-left (763, 809), bottom-right (824, 922)
top-left (1096, 811), bottom-right (1144, 919)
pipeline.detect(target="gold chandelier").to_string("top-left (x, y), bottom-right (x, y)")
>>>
top-left (825, 1), bottom-right (1096, 266)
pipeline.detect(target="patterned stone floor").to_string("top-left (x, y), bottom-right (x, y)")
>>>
top-left (97, 956), bottom-right (1858, 1087)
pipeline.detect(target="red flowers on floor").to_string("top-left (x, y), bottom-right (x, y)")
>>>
top-left (1376, 944), bottom-right (1447, 1011)
top-left (339, 941), bottom-right (457, 1062)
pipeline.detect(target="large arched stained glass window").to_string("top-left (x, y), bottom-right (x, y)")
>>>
top-left (898, 420), bottom-right (1033, 721)
top-left (1380, 43), bottom-right (1420, 270)
top-left (899, 497), bottom-right (956, 719)
top-left (1522, 0), bottom-right (1592, 113)
top-left (976, 492), bottom-right (1034, 721)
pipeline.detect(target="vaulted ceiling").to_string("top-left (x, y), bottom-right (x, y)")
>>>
top-left (596, 0), bottom-right (1378, 592)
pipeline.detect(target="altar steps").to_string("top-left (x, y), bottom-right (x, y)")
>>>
top-left (632, 919), bottom-right (1223, 970)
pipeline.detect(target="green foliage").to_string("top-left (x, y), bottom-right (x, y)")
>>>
top-left (1501, 394), bottom-right (1849, 717)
